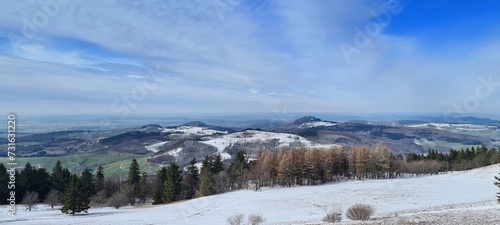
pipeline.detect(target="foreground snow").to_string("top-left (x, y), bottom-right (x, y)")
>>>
top-left (2, 164), bottom-right (500, 224)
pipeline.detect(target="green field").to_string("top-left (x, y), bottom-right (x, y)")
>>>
top-left (426, 140), bottom-right (479, 151)
top-left (0, 152), bottom-right (163, 177)
top-left (102, 154), bottom-right (164, 177)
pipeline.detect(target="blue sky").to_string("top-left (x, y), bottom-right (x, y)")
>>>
top-left (0, 0), bottom-right (499, 116)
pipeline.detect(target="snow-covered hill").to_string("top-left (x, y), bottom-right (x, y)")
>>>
top-left (201, 130), bottom-right (341, 160)
top-left (2, 165), bottom-right (500, 224)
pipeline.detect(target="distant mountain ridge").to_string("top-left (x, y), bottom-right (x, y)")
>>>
top-left (2, 115), bottom-right (498, 170)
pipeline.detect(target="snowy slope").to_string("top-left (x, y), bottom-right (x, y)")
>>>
top-left (145, 141), bottom-right (168, 153)
top-left (2, 164), bottom-right (500, 224)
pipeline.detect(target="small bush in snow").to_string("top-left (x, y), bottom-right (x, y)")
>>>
top-left (323, 206), bottom-right (342, 223)
top-left (346, 203), bottom-right (374, 221)
top-left (248, 214), bottom-right (266, 225)
top-left (108, 192), bottom-right (129, 209)
top-left (90, 191), bottom-right (108, 208)
top-left (226, 213), bottom-right (244, 225)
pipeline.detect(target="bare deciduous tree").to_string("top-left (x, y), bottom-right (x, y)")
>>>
top-left (22, 191), bottom-right (39, 211)
top-left (44, 190), bottom-right (62, 209)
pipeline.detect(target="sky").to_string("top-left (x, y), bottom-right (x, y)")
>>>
top-left (0, 0), bottom-right (499, 116)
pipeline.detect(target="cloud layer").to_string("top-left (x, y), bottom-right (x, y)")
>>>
top-left (0, 0), bottom-right (499, 116)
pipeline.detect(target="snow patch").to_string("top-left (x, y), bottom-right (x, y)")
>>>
top-left (145, 141), bottom-right (168, 153)
top-left (298, 121), bottom-right (337, 128)
top-left (162, 126), bottom-right (228, 136)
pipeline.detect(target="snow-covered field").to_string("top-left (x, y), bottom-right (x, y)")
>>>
top-left (2, 165), bottom-right (500, 224)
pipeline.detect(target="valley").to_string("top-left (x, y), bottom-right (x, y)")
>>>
top-left (1, 115), bottom-right (499, 177)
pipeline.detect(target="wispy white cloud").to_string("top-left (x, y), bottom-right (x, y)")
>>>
top-left (0, 0), bottom-right (498, 115)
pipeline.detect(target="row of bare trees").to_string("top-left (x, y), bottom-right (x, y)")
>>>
top-left (246, 144), bottom-right (451, 190)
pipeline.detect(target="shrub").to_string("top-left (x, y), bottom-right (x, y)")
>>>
top-left (346, 204), bottom-right (374, 221)
top-left (226, 213), bottom-right (244, 225)
top-left (90, 191), bottom-right (108, 208)
top-left (248, 214), bottom-right (266, 225)
top-left (108, 191), bottom-right (129, 209)
top-left (323, 206), bottom-right (342, 223)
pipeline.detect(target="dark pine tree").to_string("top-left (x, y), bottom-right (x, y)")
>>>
top-left (34, 167), bottom-right (52, 202)
top-left (181, 158), bottom-right (199, 200)
top-left (126, 158), bottom-right (141, 205)
top-left (153, 167), bottom-right (167, 204)
top-left (212, 154), bottom-right (224, 174)
top-left (96, 166), bottom-right (105, 192)
top-left (199, 156), bottom-right (216, 197)
top-left (18, 162), bottom-right (37, 203)
top-left (0, 163), bottom-right (8, 204)
top-left (230, 150), bottom-right (248, 189)
top-left (51, 160), bottom-right (65, 192)
top-left (61, 174), bottom-right (89, 214)
top-left (138, 173), bottom-right (148, 204)
top-left (79, 169), bottom-right (96, 200)
top-left (163, 163), bottom-right (182, 203)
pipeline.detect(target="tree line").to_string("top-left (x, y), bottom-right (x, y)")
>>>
top-left (406, 145), bottom-right (500, 171)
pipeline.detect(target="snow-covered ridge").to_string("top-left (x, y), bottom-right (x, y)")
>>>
top-left (406, 123), bottom-right (496, 131)
top-left (298, 121), bottom-right (337, 128)
top-left (162, 126), bottom-right (228, 136)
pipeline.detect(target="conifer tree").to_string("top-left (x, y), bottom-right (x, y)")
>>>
top-left (96, 166), bottom-right (105, 192)
top-left (61, 174), bottom-right (89, 214)
top-left (163, 163), bottom-right (182, 203)
top-left (199, 156), bottom-right (216, 197)
top-left (153, 167), bottom-right (167, 204)
top-left (212, 154), bottom-right (224, 174)
top-left (79, 169), bottom-right (96, 200)
top-left (138, 173), bottom-right (148, 204)
top-left (126, 158), bottom-right (141, 205)
top-left (0, 163), bottom-right (8, 204)
top-left (34, 167), bottom-right (51, 202)
top-left (230, 150), bottom-right (248, 189)
top-left (51, 160), bottom-right (65, 192)
top-left (181, 158), bottom-right (199, 199)
top-left (18, 162), bottom-right (36, 203)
